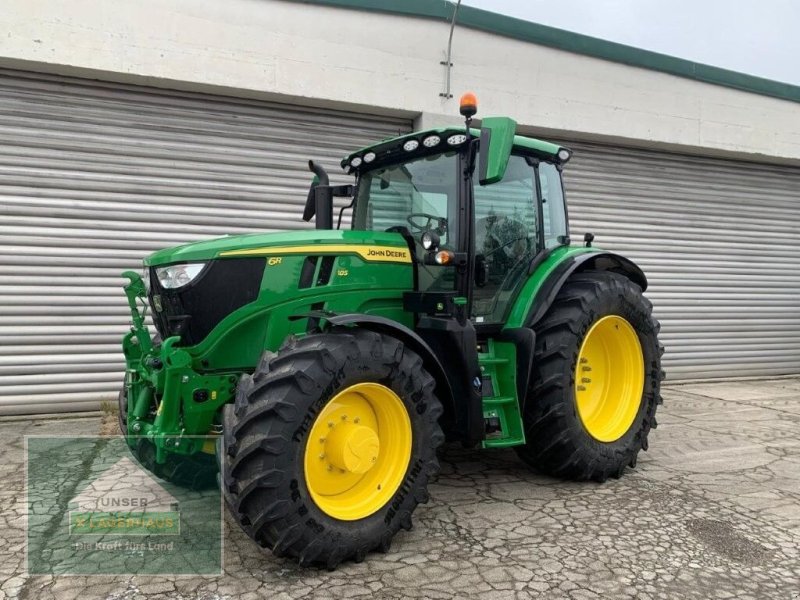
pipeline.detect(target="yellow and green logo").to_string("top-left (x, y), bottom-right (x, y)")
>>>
top-left (69, 511), bottom-right (180, 535)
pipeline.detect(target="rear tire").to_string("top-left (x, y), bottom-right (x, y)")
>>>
top-left (516, 270), bottom-right (664, 482)
top-left (221, 328), bottom-right (444, 568)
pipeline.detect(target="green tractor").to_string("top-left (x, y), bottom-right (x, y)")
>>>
top-left (120, 93), bottom-right (663, 568)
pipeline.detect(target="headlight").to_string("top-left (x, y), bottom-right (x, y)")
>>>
top-left (142, 267), bottom-right (150, 292)
top-left (155, 263), bottom-right (206, 289)
top-left (421, 231), bottom-right (440, 251)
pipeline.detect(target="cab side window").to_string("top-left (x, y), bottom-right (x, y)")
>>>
top-left (473, 154), bottom-right (537, 322)
top-left (539, 161), bottom-right (567, 248)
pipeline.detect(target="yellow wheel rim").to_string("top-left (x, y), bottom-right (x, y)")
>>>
top-left (304, 382), bottom-right (412, 521)
top-left (575, 315), bottom-right (645, 442)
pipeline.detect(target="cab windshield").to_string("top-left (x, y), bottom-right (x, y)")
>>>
top-left (352, 151), bottom-right (459, 248)
top-left (350, 148), bottom-right (568, 309)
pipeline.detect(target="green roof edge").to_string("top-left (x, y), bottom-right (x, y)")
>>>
top-left (296, 0), bottom-right (800, 104)
top-left (341, 126), bottom-right (565, 166)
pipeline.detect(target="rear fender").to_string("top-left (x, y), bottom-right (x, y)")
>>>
top-left (524, 251), bottom-right (647, 328)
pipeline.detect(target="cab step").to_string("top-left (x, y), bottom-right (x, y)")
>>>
top-left (479, 339), bottom-right (525, 448)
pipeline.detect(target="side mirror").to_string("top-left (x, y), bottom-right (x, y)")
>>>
top-left (478, 117), bottom-right (517, 186)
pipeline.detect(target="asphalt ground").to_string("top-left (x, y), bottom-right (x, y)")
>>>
top-left (1, 377), bottom-right (799, 599)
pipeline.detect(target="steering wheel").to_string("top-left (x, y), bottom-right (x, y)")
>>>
top-left (407, 213), bottom-right (447, 234)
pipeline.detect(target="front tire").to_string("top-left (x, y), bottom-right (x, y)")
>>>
top-left (221, 328), bottom-right (444, 568)
top-left (516, 270), bottom-right (664, 481)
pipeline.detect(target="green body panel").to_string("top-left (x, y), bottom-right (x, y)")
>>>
top-left (181, 252), bottom-right (412, 370)
top-left (123, 230), bottom-right (415, 460)
top-left (145, 228), bottom-right (410, 266)
top-left (504, 246), bottom-right (600, 330)
top-left (513, 135), bottom-right (562, 156)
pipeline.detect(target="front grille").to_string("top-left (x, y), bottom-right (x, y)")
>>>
top-left (149, 258), bottom-right (265, 346)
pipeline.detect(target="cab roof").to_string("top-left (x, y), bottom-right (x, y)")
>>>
top-left (340, 126), bottom-right (569, 174)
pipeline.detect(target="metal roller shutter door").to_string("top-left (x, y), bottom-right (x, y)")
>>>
top-left (0, 69), bottom-right (410, 415)
top-left (563, 141), bottom-right (800, 380)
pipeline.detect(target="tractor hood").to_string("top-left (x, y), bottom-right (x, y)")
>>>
top-left (143, 229), bottom-right (411, 266)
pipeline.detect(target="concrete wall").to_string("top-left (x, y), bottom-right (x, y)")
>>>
top-left (2, 0), bottom-right (799, 164)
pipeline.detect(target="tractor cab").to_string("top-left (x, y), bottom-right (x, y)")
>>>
top-left (347, 122), bottom-right (571, 326)
top-left (340, 98), bottom-right (571, 312)
top-left (302, 95), bottom-right (577, 446)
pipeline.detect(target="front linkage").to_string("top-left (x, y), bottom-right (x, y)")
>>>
top-left (121, 271), bottom-right (233, 465)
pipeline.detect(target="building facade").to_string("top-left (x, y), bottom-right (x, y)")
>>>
top-left (1, 0), bottom-right (799, 413)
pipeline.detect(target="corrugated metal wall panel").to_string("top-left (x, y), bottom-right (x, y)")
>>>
top-left (563, 142), bottom-right (800, 380)
top-left (0, 70), bottom-right (410, 415)
top-left (2, 69), bottom-right (798, 415)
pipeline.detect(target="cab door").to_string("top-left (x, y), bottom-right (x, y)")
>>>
top-left (472, 154), bottom-right (539, 324)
